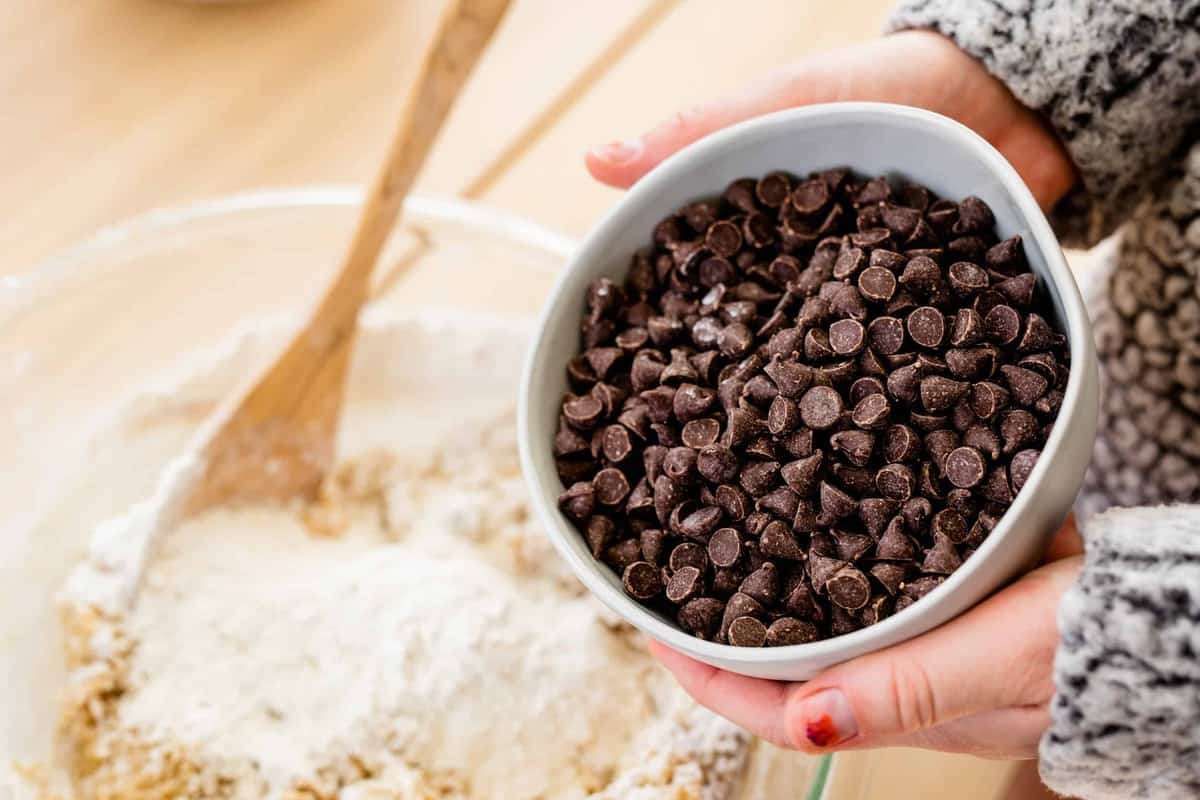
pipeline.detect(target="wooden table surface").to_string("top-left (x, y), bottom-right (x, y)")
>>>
top-left (2, 1), bottom-right (1028, 797)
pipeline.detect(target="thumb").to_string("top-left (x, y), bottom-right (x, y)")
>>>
top-left (782, 557), bottom-right (1078, 751)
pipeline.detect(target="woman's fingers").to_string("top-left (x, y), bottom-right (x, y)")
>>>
top-left (780, 557), bottom-right (1078, 751)
top-left (585, 32), bottom-right (1077, 209)
top-left (585, 67), bottom-right (812, 189)
top-left (651, 557), bottom-right (1080, 755)
top-left (648, 640), bottom-right (794, 746)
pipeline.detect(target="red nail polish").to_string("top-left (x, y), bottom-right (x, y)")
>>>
top-left (805, 714), bottom-right (839, 747)
top-left (796, 689), bottom-right (857, 748)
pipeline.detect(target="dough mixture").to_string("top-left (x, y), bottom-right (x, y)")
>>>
top-left (51, 314), bottom-right (813, 799)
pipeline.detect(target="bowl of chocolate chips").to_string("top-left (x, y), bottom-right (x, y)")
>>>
top-left (519, 103), bottom-right (1098, 680)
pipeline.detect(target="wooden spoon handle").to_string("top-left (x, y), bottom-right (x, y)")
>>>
top-left (320, 0), bottom-right (512, 324)
top-left (181, 0), bottom-right (510, 514)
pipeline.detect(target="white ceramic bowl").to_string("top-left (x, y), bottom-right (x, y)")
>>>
top-left (519, 103), bottom-right (1099, 681)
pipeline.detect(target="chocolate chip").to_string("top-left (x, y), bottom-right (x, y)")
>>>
top-left (876, 463), bottom-right (915, 500)
top-left (980, 465), bottom-right (1014, 504)
top-left (558, 481), bottom-right (595, 523)
top-left (677, 596), bottom-right (724, 638)
top-left (739, 460), bottom-right (781, 497)
top-left (984, 304), bottom-right (1021, 345)
top-left (826, 565), bottom-right (871, 610)
top-left (804, 328), bottom-right (835, 362)
top-left (947, 261), bottom-right (989, 296)
top-left (830, 429), bottom-right (876, 467)
top-left (764, 355), bottom-right (814, 398)
top-left (876, 517), bottom-right (917, 560)
top-left (954, 196), bottom-right (994, 235)
top-left (680, 418), bottom-right (720, 449)
top-left (766, 617), bottom-right (819, 646)
top-left (665, 566), bottom-right (704, 604)
top-left (1018, 313), bottom-right (1058, 353)
top-left (705, 219), bottom-right (743, 257)
top-left (899, 256), bottom-right (941, 293)
top-left (901, 497), bottom-right (933, 534)
top-left (799, 385), bottom-right (844, 430)
top-left (719, 323), bottom-right (754, 358)
top-left (779, 451), bottom-right (824, 496)
top-left (870, 561), bottom-right (912, 596)
top-left (1003, 410), bottom-right (1041, 453)
top-left (594, 468), bottom-right (631, 506)
top-left (941, 445), bottom-right (986, 489)
top-left (858, 265), bottom-right (898, 303)
top-left (622, 561), bottom-right (662, 600)
top-left (829, 284), bottom-right (868, 320)
top-left (919, 375), bottom-right (969, 413)
top-left (827, 318), bottom-right (866, 356)
top-left (949, 308), bottom-right (984, 346)
top-left (818, 480), bottom-right (857, 524)
top-left (679, 505), bottom-right (724, 540)
top-left (884, 423), bottom-right (920, 463)
top-left (728, 616), bottom-right (768, 647)
top-left (723, 407), bottom-right (767, 447)
top-left (833, 528), bottom-right (875, 561)
top-left (969, 381), bottom-right (1008, 420)
top-left (714, 484), bottom-right (751, 521)
top-left (669, 542), bottom-right (708, 572)
top-left (760, 520), bottom-right (806, 560)
top-left (907, 306), bottom-right (946, 349)
top-left (995, 272), bottom-right (1036, 306)
top-left (962, 424), bottom-right (1001, 461)
top-left (848, 392), bottom-right (890, 430)
top-left (1009, 449), bottom-right (1040, 491)
top-left (1001, 365), bottom-right (1049, 407)
top-left (740, 563), bottom-right (780, 606)
top-left (985, 235), bottom-right (1024, 273)
top-left (946, 346), bottom-right (998, 379)
top-left (789, 176), bottom-right (831, 215)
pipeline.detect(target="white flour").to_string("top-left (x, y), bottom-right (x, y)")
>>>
top-left (50, 313), bottom-right (812, 799)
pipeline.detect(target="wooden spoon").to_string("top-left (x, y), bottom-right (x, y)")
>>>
top-left (180, 0), bottom-right (512, 515)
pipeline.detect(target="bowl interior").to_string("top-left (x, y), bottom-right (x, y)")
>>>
top-left (0, 191), bottom-right (571, 765)
top-left (521, 103), bottom-right (1095, 678)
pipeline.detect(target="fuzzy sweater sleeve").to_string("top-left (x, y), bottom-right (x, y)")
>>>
top-left (887, 1), bottom-right (1200, 247)
top-left (886, 4), bottom-right (1200, 798)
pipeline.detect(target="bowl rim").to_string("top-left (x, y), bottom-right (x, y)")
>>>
top-left (0, 187), bottom-right (577, 320)
top-left (519, 101), bottom-right (1095, 666)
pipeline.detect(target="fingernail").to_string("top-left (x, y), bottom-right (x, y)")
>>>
top-left (797, 689), bottom-right (857, 748)
top-left (590, 138), bottom-right (642, 165)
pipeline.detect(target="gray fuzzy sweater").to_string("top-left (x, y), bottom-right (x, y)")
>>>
top-left (888, 2), bottom-right (1200, 798)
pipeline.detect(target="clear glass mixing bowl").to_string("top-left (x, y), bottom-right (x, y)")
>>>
top-left (0, 189), bottom-right (845, 799)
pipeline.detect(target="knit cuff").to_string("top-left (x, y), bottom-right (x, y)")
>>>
top-left (1040, 505), bottom-right (1200, 799)
top-left (887, 1), bottom-right (1200, 247)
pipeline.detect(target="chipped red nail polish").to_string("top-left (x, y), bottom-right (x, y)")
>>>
top-left (797, 689), bottom-right (857, 748)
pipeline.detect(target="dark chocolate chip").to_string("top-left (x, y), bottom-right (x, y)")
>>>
top-left (858, 266), bottom-right (898, 302)
top-left (1009, 449), bottom-right (1040, 491)
top-left (728, 615), bottom-right (768, 647)
top-left (622, 561), bottom-right (662, 600)
top-left (594, 468), bottom-right (631, 505)
top-left (826, 565), bottom-right (871, 610)
top-left (799, 385), bottom-right (844, 430)
top-left (766, 617), bottom-right (819, 646)
top-left (764, 355), bottom-right (815, 398)
top-left (780, 451), bottom-right (824, 495)
top-left (830, 429), bottom-right (876, 467)
top-left (760, 520), bottom-right (806, 560)
top-left (907, 306), bottom-right (946, 349)
top-left (1000, 365), bottom-right (1049, 407)
top-left (944, 446), bottom-right (986, 488)
top-left (884, 423), bottom-right (921, 463)
top-left (984, 304), bottom-right (1021, 345)
top-left (876, 463), bottom-right (916, 500)
top-left (739, 460), bottom-right (781, 497)
top-left (678, 597), bottom-right (724, 637)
